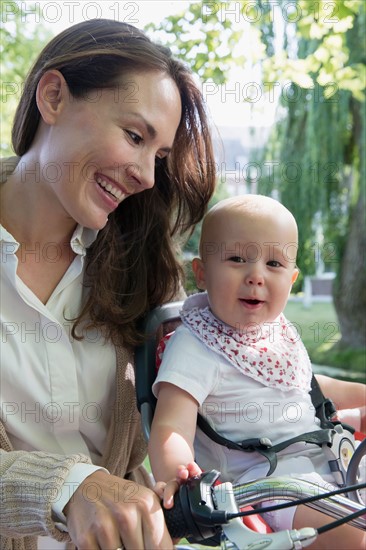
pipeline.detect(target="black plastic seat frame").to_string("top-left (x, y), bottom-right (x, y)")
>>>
top-left (135, 300), bottom-right (184, 441)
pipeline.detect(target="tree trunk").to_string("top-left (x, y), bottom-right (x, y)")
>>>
top-left (333, 191), bottom-right (366, 347)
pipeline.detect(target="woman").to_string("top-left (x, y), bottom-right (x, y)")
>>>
top-left (0, 18), bottom-right (216, 550)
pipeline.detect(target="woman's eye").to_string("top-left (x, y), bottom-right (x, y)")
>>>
top-left (267, 260), bottom-right (282, 267)
top-left (229, 256), bottom-right (245, 263)
top-left (126, 130), bottom-right (142, 144)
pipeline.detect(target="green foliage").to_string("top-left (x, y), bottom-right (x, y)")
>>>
top-left (165, 0), bottom-right (363, 100)
top-left (261, 0), bottom-right (365, 100)
top-left (0, 1), bottom-right (51, 155)
top-left (257, 1), bottom-right (365, 280)
top-left (145, 2), bottom-right (247, 83)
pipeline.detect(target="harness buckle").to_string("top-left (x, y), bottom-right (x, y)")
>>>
top-left (259, 437), bottom-right (273, 449)
top-left (240, 437), bottom-right (273, 451)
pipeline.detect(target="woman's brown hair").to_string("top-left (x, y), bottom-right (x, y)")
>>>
top-left (12, 19), bottom-right (216, 346)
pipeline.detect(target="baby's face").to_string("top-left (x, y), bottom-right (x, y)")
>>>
top-left (194, 207), bottom-right (298, 331)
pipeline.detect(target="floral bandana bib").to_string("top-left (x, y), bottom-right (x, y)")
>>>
top-left (181, 293), bottom-right (312, 392)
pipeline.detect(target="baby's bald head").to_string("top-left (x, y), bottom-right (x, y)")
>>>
top-left (199, 194), bottom-right (298, 261)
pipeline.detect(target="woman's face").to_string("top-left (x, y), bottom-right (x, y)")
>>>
top-left (36, 70), bottom-right (182, 229)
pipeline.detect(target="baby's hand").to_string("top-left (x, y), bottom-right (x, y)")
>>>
top-left (153, 462), bottom-right (202, 509)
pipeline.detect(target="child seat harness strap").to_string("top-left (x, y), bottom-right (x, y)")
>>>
top-left (197, 413), bottom-right (333, 477)
top-left (310, 375), bottom-right (341, 430)
top-left (197, 375), bottom-right (355, 479)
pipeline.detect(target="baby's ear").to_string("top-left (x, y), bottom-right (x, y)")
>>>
top-left (291, 268), bottom-right (299, 285)
top-left (192, 257), bottom-right (206, 290)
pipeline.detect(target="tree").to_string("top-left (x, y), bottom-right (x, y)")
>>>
top-left (150, 0), bottom-right (365, 349)
top-left (256, 0), bottom-right (366, 349)
top-left (0, 1), bottom-right (51, 155)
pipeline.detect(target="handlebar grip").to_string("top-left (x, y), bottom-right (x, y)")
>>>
top-left (163, 493), bottom-right (189, 539)
top-left (163, 470), bottom-right (223, 542)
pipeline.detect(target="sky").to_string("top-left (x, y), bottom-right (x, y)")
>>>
top-left (6, 1), bottom-right (278, 128)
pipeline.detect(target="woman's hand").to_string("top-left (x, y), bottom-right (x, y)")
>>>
top-left (64, 470), bottom-right (173, 550)
top-left (154, 461), bottom-right (202, 509)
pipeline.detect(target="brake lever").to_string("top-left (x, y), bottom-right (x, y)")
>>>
top-left (215, 482), bottom-right (317, 549)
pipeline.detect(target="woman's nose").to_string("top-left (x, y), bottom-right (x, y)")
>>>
top-left (139, 154), bottom-right (155, 190)
top-left (125, 158), bottom-right (155, 191)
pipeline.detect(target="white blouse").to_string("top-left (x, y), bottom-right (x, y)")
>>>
top-left (1, 223), bottom-right (116, 544)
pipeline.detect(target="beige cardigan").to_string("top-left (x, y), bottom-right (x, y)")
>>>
top-left (0, 158), bottom-right (149, 550)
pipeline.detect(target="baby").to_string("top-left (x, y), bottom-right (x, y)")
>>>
top-left (149, 194), bottom-right (365, 549)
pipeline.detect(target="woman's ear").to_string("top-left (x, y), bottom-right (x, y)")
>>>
top-left (36, 70), bottom-right (68, 125)
top-left (192, 257), bottom-right (206, 290)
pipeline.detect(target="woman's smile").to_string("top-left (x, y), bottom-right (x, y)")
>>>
top-left (95, 173), bottom-right (131, 205)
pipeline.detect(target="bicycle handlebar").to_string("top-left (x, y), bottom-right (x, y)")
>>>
top-left (163, 470), bottom-right (366, 548)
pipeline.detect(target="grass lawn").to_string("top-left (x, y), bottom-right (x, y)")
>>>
top-left (284, 299), bottom-right (365, 376)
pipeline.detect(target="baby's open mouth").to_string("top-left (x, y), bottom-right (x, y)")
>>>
top-left (241, 299), bottom-right (263, 305)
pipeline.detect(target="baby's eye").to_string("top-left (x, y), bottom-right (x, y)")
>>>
top-left (267, 260), bottom-right (282, 267)
top-left (228, 256), bottom-right (245, 263)
top-left (125, 130), bottom-right (142, 145)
